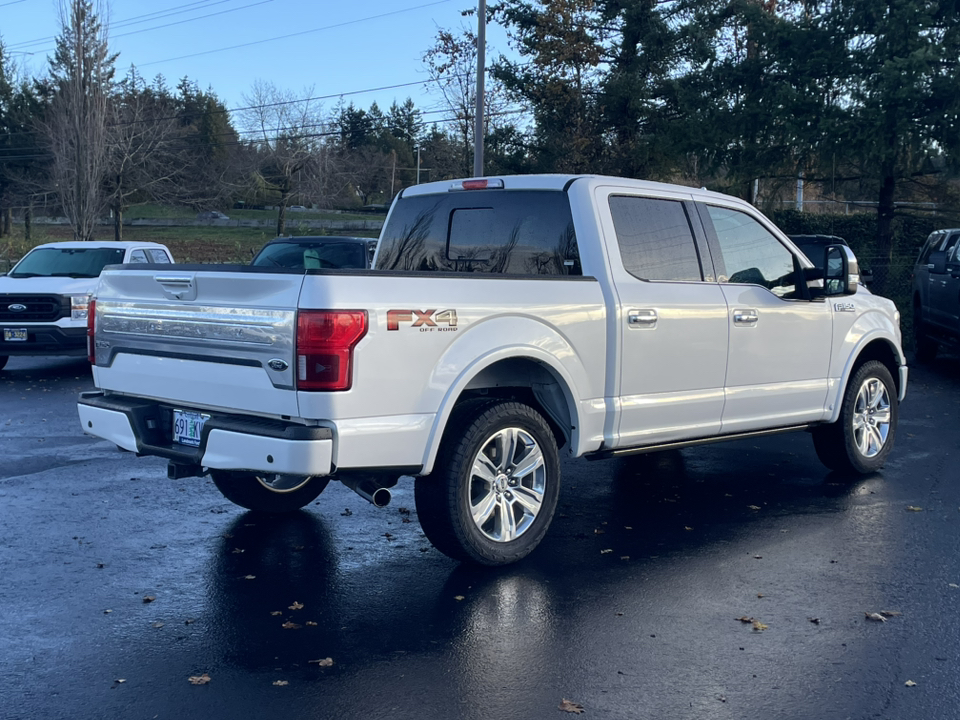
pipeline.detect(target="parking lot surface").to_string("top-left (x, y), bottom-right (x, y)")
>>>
top-left (2, 354), bottom-right (959, 720)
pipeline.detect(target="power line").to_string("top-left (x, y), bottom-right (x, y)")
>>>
top-left (137, 0), bottom-right (455, 68)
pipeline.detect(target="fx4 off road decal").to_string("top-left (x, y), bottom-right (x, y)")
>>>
top-left (387, 309), bottom-right (459, 332)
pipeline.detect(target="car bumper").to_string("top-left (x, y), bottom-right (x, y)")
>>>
top-left (0, 325), bottom-right (86, 357)
top-left (77, 391), bottom-right (334, 476)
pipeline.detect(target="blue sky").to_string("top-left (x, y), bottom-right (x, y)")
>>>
top-left (1, 0), bottom-right (511, 126)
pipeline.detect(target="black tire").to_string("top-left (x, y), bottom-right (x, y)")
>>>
top-left (0, 356), bottom-right (7, 371)
top-left (415, 399), bottom-right (561, 566)
top-left (210, 470), bottom-right (329, 513)
top-left (811, 360), bottom-right (898, 475)
top-left (914, 304), bottom-right (938, 362)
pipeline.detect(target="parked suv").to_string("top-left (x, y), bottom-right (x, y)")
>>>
top-left (912, 228), bottom-right (960, 360)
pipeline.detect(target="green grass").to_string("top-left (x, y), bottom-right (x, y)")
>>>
top-left (124, 203), bottom-right (376, 223)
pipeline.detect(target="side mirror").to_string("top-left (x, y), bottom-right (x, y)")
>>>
top-left (823, 244), bottom-right (859, 296)
top-left (928, 250), bottom-right (947, 275)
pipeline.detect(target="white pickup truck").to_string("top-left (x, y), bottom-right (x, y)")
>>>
top-left (0, 241), bottom-right (173, 370)
top-left (77, 175), bottom-right (907, 565)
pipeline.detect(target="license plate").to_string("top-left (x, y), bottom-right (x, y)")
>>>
top-left (173, 410), bottom-right (208, 447)
top-left (3, 328), bottom-right (27, 342)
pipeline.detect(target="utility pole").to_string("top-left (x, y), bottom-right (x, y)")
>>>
top-left (473, 0), bottom-right (485, 178)
top-left (416, 146), bottom-right (421, 184)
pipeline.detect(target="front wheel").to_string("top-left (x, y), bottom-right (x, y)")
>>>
top-left (210, 470), bottom-right (329, 513)
top-left (415, 400), bottom-right (561, 566)
top-left (812, 360), bottom-right (898, 475)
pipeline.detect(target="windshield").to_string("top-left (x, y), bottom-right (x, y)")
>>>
top-left (10, 247), bottom-right (126, 278)
top-left (252, 241), bottom-right (369, 270)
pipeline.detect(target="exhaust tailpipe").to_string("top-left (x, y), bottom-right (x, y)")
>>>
top-left (340, 474), bottom-right (394, 508)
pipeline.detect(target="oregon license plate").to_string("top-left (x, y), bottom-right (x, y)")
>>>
top-left (173, 410), bottom-right (208, 447)
top-left (3, 328), bottom-right (27, 342)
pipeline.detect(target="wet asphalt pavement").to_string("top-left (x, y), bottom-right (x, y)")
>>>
top-left (1, 354), bottom-right (959, 720)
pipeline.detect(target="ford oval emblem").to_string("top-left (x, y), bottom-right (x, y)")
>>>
top-left (8, 303), bottom-right (27, 312)
top-left (267, 358), bottom-right (289, 372)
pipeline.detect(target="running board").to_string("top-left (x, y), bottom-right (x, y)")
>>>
top-left (585, 424), bottom-right (815, 461)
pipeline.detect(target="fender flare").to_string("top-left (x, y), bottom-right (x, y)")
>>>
top-left (824, 328), bottom-right (905, 424)
top-left (419, 344), bottom-right (584, 476)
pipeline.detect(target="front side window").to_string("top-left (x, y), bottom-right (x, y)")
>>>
top-left (609, 196), bottom-right (702, 282)
top-left (944, 233), bottom-right (960, 262)
top-left (705, 205), bottom-right (798, 298)
top-left (377, 190), bottom-right (580, 275)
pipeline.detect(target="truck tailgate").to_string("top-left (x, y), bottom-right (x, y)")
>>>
top-left (92, 267), bottom-right (304, 418)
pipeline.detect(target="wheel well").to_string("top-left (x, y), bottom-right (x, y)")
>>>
top-left (456, 357), bottom-right (574, 449)
top-left (851, 339), bottom-right (901, 396)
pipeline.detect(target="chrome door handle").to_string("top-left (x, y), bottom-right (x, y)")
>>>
top-left (627, 309), bottom-right (658, 327)
top-left (733, 309), bottom-right (759, 325)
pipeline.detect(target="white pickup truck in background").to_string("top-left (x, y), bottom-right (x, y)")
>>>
top-left (77, 175), bottom-right (907, 565)
top-left (0, 241), bottom-right (173, 371)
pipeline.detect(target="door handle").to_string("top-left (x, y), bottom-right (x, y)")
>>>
top-left (733, 309), bottom-right (759, 325)
top-left (627, 309), bottom-right (658, 328)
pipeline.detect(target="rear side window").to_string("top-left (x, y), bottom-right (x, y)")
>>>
top-left (376, 190), bottom-right (580, 275)
top-left (609, 196), bottom-right (702, 282)
top-left (146, 249), bottom-right (171, 263)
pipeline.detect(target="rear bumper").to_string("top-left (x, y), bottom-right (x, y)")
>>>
top-left (77, 391), bottom-right (333, 476)
top-left (0, 325), bottom-right (86, 357)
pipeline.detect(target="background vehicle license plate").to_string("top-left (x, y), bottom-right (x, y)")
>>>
top-left (173, 410), bottom-right (208, 446)
top-left (3, 328), bottom-right (28, 342)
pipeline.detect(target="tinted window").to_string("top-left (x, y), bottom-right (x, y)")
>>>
top-left (609, 196), bottom-right (702, 282)
top-left (10, 247), bottom-right (125, 278)
top-left (252, 241), bottom-right (368, 270)
top-left (377, 190), bottom-right (580, 275)
top-left (705, 205), bottom-right (798, 298)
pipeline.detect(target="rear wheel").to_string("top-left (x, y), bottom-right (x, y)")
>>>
top-left (210, 470), bottom-right (329, 513)
top-left (914, 303), bottom-right (938, 362)
top-left (415, 399), bottom-right (561, 566)
top-left (811, 360), bottom-right (898, 475)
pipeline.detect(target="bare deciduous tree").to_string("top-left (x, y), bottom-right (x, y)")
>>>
top-left (46, 0), bottom-right (115, 242)
top-left (237, 80), bottom-right (324, 236)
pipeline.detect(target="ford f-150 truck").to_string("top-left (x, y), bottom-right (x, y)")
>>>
top-left (0, 241), bottom-right (173, 370)
top-left (77, 175), bottom-right (907, 565)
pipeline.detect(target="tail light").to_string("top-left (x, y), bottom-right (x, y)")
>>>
top-left (86, 298), bottom-right (97, 365)
top-left (296, 310), bottom-right (367, 391)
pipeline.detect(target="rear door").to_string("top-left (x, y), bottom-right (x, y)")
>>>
top-left (596, 186), bottom-right (728, 447)
top-left (697, 203), bottom-right (833, 433)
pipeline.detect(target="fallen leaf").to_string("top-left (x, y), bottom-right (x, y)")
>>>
top-left (809, 618), bottom-right (821, 624)
top-left (620, 555), bottom-right (630, 561)
top-left (232, 548), bottom-right (245, 554)
top-left (600, 548), bottom-right (613, 554)
top-left (880, 611), bottom-right (902, 618)
top-left (281, 621), bottom-right (301, 629)
top-left (950, 584), bottom-right (959, 589)
top-left (748, 505), bottom-right (762, 510)
top-left (244, 575), bottom-right (256, 580)
top-left (309, 658), bottom-right (334, 667)
top-left (559, 698), bottom-right (585, 714)
top-left (398, 507), bottom-right (411, 515)
top-left (752, 620), bottom-right (768, 631)
top-left (753, 555), bottom-right (763, 560)
top-left (103, 609), bottom-right (112, 614)
top-left (594, 528), bottom-right (605, 535)
top-left (96, 563), bottom-right (105, 569)
top-left (270, 611), bottom-right (283, 616)
top-left (289, 601), bottom-right (304, 611)
top-left (341, 508), bottom-right (353, 516)
top-left (188, 673), bottom-right (211, 685)
top-left (273, 680), bottom-right (289, 686)
top-left (757, 594), bottom-right (764, 598)
top-left (684, 526), bottom-right (693, 531)
top-left (306, 621), bottom-right (317, 626)
top-left (184, 618), bottom-right (196, 625)
top-left (152, 622), bottom-right (164, 629)
top-left (736, 616), bottom-right (755, 623)
top-left (624, 526), bottom-right (633, 530)
top-left (142, 595), bottom-right (156, 604)
top-left (906, 506), bottom-right (923, 512)
top-left (864, 612), bottom-right (886, 622)
top-left (905, 680), bottom-right (917, 687)
top-left (454, 595), bottom-right (465, 601)
top-left (114, 679), bottom-right (126, 684)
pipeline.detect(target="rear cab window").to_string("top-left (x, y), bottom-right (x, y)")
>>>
top-left (376, 190), bottom-right (580, 275)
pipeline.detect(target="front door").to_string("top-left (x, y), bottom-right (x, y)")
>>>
top-left (698, 204), bottom-right (833, 433)
top-left (929, 232), bottom-right (960, 331)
